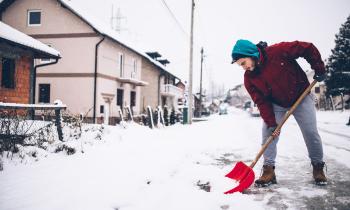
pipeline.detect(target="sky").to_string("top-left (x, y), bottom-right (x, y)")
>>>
top-left (72, 0), bottom-right (350, 94)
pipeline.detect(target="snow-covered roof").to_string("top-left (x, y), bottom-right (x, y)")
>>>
top-left (58, 0), bottom-right (181, 80)
top-left (0, 21), bottom-right (60, 58)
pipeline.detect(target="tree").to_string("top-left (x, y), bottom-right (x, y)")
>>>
top-left (170, 109), bottom-right (176, 125)
top-left (163, 106), bottom-right (169, 126)
top-left (325, 15), bottom-right (350, 96)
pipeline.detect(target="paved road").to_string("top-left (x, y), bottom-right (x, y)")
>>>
top-left (215, 111), bottom-right (350, 210)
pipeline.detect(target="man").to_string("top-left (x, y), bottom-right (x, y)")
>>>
top-left (231, 39), bottom-right (327, 187)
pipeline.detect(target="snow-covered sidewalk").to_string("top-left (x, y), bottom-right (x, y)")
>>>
top-left (0, 108), bottom-right (349, 210)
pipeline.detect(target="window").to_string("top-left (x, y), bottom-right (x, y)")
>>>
top-left (39, 84), bottom-right (50, 103)
top-left (131, 59), bottom-right (137, 78)
top-left (28, 10), bottom-right (41, 26)
top-left (130, 91), bottom-right (136, 107)
top-left (100, 105), bottom-right (104, 114)
top-left (315, 87), bottom-right (320, 94)
top-left (1, 57), bottom-right (16, 89)
top-left (117, 89), bottom-right (124, 108)
top-left (119, 54), bottom-right (124, 77)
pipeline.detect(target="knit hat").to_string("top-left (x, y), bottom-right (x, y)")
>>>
top-left (231, 39), bottom-right (260, 63)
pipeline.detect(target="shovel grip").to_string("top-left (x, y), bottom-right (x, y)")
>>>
top-left (249, 80), bottom-right (318, 168)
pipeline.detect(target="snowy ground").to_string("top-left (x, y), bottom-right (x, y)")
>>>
top-left (0, 108), bottom-right (349, 210)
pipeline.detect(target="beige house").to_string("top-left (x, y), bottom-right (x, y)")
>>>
top-left (305, 69), bottom-right (329, 109)
top-left (0, 0), bottom-right (168, 124)
top-left (141, 52), bottom-right (183, 112)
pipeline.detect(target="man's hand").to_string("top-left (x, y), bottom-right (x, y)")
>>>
top-left (313, 73), bottom-right (326, 82)
top-left (267, 126), bottom-right (280, 138)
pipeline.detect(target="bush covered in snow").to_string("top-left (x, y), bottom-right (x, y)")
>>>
top-left (0, 110), bottom-right (105, 170)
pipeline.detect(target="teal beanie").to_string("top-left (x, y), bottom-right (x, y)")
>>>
top-left (231, 39), bottom-right (260, 63)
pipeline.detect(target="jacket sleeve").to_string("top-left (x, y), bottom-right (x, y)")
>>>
top-left (244, 77), bottom-right (277, 127)
top-left (277, 41), bottom-right (326, 75)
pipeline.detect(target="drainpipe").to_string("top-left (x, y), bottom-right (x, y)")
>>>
top-left (33, 58), bottom-right (59, 104)
top-left (93, 36), bottom-right (105, 123)
top-left (158, 72), bottom-right (164, 106)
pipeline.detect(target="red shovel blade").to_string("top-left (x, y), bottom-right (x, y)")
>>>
top-left (224, 161), bottom-right (255, 194)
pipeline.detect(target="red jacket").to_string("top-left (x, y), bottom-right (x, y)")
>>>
top-left (244, 41), bottom-right (325, 127)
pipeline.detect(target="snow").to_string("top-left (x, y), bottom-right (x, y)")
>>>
top-left (0, 108), bottom-right (349, 210)
top-left (0, 102), bottom-right (67, 109)
top-left (0, 21), bottom-right (60, 58)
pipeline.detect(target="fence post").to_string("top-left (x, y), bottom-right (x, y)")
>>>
top-left (340, 92), bottom-right (344, 112)
top-left (55, 108), bottom-right (64, 141)
top-left (126, 106), bottom-right (134, 122)
top-left (147, 106), bottom-right (154, 129)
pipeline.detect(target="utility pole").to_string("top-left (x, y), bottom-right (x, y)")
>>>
top-left (199, 47), bottom-right (204, 118)
top-left (188, 0), bottom-right (195, 124)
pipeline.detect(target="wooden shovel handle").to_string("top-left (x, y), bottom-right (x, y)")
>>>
top-left (249, 80), bottom-right (318, 168)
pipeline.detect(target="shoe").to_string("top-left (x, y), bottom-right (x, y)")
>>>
top-left (255, 165), bottom-right (277, 187)
top-left (312, 162), bottom-right (327, 186)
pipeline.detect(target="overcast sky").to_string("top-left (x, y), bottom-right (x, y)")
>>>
top-left (73, 0), bottom-right (350, 93)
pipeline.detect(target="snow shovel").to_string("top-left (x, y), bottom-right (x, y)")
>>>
top-left (224, 80), bottom-right (318, 194)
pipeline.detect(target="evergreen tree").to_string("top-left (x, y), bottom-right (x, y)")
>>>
top-left (325, 15), bottom-right (350, 96)
top-left (170, 109), bottom-right (176, 125)
top-left (163, 106), bottom-right (169, 126)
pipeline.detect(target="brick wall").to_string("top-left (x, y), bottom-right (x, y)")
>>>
top-left (0, 56), bottom-right (31, 103)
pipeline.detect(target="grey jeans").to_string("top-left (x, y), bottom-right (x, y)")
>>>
top-left (262, 94), bottom-right (324, 166)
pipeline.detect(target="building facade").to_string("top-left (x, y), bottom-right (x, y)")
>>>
top-left (1, 0), bottom-right (148, 124)
top-left (140, 55), bottom-right (183, 112)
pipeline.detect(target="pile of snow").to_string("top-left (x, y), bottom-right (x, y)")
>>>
top-left (1, 122), bottom-right (105, 167)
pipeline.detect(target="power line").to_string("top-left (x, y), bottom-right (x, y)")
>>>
top-left (160, 0), bottom-right (189, 37)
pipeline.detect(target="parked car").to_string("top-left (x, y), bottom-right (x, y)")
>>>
top-left (201, 107), bottom-right (211, 117)
top-left (248, 102), bottom-right (260, 117)
top-left (243, 101), bottom-right (252, 111)
top-left (219, 103), bottom-right (228, 115)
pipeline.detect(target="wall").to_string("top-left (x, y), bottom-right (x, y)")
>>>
top-left (2, 0), bottom-right (94, 35)
top-left (96, 38), bottom-right (143, 116)
top-left (0, 56), bottom-right (31, 104)
top-left (141, 57), bottom-right (160, 111)
top-left (2, 0), bottom-right (148, 119)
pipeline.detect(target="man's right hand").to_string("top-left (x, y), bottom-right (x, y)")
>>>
top-left (313, 73), bottom-right (327, 82)
top-left (267, 126), bottom-right (280, 137)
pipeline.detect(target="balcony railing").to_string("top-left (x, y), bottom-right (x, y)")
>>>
top-left (161, 84), bottom-right (183, 98)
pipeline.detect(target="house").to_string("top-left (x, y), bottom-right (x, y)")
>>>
top-left (141, 51), bottom-right (183, 112)
top-left (305, 69), bottom-right (331, 110)
top-left (227, 84), bottom-right (250, 108)
top-left (175, 80), bottom-right (186, 106)
top-left (0, 21), bottom-right (60, 104)
top-left (0, 0), bottom-right (160, 125)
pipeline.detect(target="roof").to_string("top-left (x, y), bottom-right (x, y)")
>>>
top-left (58, 0), bottom-right (181, 80)
top-left (0, 21), bottom-right (60, 58)
top-left (0, 0), bottom-right (14, 13)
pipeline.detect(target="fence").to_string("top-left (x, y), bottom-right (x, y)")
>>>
top-left (0, 102), bottom-right (66, 152)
